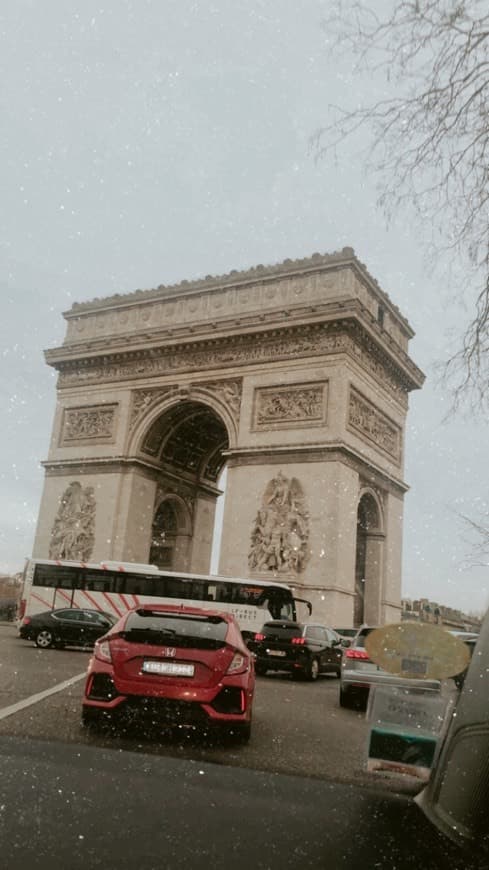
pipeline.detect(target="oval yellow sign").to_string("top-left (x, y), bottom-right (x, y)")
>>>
top-left (365, 623), bottom-right (471, 680)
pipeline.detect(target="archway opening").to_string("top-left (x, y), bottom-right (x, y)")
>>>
top-left (354, 492), bottom-right (382, 626)
top-left (139, 401), bottom-right (229, 573)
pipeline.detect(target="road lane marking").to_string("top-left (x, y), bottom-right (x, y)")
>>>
top-left (0, 672), bottom-right (86, 721)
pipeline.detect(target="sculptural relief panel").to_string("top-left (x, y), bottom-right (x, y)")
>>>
top-left (59, 404), bottom-right (118, 445)
top-left (348, 387), bottom-right (402, 463)
top-left (49, 481), bottom-right (96, 561)
top-left (249, 471), bottom-right (309, 575)
top-left (252, 381), bottom-right (328, 431)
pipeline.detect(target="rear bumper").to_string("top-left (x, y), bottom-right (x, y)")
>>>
top-left (341, 668), bottom-right (441, 694)
top-left (83, 665), bottom-right (253, 724)
top-left (256, 652), bottom-right (340, 674)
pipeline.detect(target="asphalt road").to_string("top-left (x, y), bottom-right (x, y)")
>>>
top-left (0, 623), bottom-right (484, 870)
top-left (0, 622), bottom-right (414, 793)
top-left (1, 733), bottom-right (482, 870)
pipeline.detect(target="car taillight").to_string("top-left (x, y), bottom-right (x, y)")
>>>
top-left (94, 640), bottom-right (112, 663)
top-left (19, 599), bottom-right (26, 619)
top-left (22, 616), bottom-right (31, 625)
top-left (254, 633), bottom-right (265, 642)
top-left (345, 648), bottom-right (370, 660)
top-left (291, 637), bottom-right (306, 645)
top-left (227, 652), bottom-right (249, 674)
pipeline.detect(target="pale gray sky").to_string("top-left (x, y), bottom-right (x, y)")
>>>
top-left (1, 0), bottom-right (487, 612)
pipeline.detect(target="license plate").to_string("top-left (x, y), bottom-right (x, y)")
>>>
top-left (351, 662), bottom-right (377, 673)
top-left (142, 661), bottom-right (195, 677)
top-left (267, 649), bottom-right (286, 657)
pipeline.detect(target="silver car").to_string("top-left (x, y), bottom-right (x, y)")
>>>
top-left (339, 626), bottom-right (441, 710)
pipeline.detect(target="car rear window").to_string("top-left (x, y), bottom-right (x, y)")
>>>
top-left (121, 611), bottom-right (229, 649)
top-left (355, 628), bottom-right (376, 648)
top-left (262, 622), bottom-right (303, 640)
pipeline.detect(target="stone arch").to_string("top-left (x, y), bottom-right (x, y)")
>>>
top-left (149, 493), bottom-right (192, 570)
top-left (129, 395), bottom-right (231, 573)
top-left (354, 489), bottom-right (385, 626)
top-left (37, 252), bottom-right (420, 623)
top-left (128, 388), bottom-right (238, 459)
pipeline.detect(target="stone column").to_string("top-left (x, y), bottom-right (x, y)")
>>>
top-left (188, 494), bottom-right (218, 575)
top-left (363, 533), bottom-right (385, 626)
top-left (111, 469), bottom-right (157, 564)
top-left (382, 491), bottom-right (404, 623)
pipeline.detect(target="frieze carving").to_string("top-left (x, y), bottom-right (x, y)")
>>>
top-left (60, 405), bottom-right (117, 444)
top-left (348, 388), bottom-right (401, 461)
top-left (49, 481), bottom-right (96, 561)
top-left (57, 323), bottom-right (409, 408)
top-left (253, 382), bottom-right (327, 430)
top-left (249, 471), bottom-right (309, 574)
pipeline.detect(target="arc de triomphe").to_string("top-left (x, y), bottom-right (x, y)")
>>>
top-left (33, 248), bottom-right (424, 626)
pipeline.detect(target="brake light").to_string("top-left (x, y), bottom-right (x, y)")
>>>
top-left (292, 637), bottom-right (306, 645)
top-left (227, 652), bottom-right (249, 674)
top-left (22, 616), bottom-right (31, 625)
top-left (94, 640), bottom-right (112, 663)
top-left (19, 599), bottom-right (26, 620)
top-left (345, 648), bottom-right (370, 660)
top-left (254, 633), bottom-right (265, 642)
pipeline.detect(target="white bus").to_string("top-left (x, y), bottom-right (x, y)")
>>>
top-left (19, 558), bottom-right (311, 641)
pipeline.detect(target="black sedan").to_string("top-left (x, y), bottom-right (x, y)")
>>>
top-left (19, 608), bottom-right (117, 649)
top-left (250, 621), bottom-right (343, 680)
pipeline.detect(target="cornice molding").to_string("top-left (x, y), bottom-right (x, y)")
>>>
top-left (46, 318), bottom-right (423, 401)
top-left (223, 442), bottom-right (409, 496)
top-left (41, 456), bottom-right (222, 498)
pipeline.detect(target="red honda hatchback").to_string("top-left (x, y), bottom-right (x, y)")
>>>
top-left (82, 604), bottom-right (255, 742)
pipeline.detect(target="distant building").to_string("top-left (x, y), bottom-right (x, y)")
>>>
top-left (401, 597), bottom-right (482, 632)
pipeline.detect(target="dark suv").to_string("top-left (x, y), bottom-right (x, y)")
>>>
top-left (250, 621), bottom-right (343, 681)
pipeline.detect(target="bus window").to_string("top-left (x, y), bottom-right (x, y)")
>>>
top-left (33, 565), bottom-right (78, 590)
top-left (84, 571), bottom-right (116, 593)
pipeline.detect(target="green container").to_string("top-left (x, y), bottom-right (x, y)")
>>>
top-left (369, 726), bottom-right (438, 769)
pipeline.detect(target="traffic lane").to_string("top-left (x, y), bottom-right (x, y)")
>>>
top-left (0, 735), bottom-right (482, 870)
top-left (0, 652), bottom-right (419, 795)
top-left (0, 624), bottom-right (89, 707)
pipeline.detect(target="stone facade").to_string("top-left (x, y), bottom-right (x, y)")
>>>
top-left (33, 248), bottom-right (424, 626)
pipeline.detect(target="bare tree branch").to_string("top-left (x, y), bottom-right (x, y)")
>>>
top-left (316, 1), bottom-right (489, 411)
top-left (456, 509), bottom-right (489, 568)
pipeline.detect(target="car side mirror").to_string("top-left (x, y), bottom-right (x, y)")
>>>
top-left (341, 639), bottom-right (351, 648)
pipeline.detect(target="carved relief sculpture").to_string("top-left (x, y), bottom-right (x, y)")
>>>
top-left (198, 379), bottom-right (242, 425)
top-left (249, 471), bottom-right (309, 574)
top-left (254, 382), bottom-right (327, 429)
top-left (60, 405), bottom-right (117, 444)
top-left (348, 388), bottom-right (401, 462)
top-left (129, 387), bottom-right (177, 431)
top-left (49, 481), bottom-right (96, 561)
